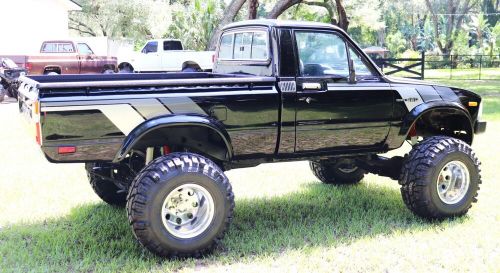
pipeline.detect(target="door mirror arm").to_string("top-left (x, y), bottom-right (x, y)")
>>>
top-left (348, 59), bottom-right (357, 84)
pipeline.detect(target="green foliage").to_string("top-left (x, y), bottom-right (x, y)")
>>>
top-left (69, 0), bottom-right (152, 39)
top-left (348, 26), bottom-right (377, 48)
top-left (166, 0), bottom-right (225, 50)
top-left (386, 32), bottom-right (407, 56)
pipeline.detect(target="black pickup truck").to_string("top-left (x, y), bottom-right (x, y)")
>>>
top-left (18, 20), bottom-right (486, 258)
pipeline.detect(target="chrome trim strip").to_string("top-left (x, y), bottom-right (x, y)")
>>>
top-left (32, 76), bottom-right (276, 89)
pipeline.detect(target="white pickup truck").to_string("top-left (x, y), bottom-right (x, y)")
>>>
top-left (117, 39), bottom-right (214, 73)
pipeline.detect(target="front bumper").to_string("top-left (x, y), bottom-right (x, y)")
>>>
top-left (474, 121), bottom-right (487, 134)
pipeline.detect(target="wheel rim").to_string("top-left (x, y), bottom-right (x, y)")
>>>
top-left (436, 160), bottom-right (470, 204)
top-left (161, 183), bottom-right (215, 239)
top-left (337, 163), bottom-right (358, 173)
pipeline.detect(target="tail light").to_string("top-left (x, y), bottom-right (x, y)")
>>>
top-left (212, 54), bottom-right (216, 63)
top-left (58, 146), bottom-right (76, 154)
top-left (409, 123), bottom-right (417, 137)
top-left (25, 62), bottom-right (33, 73)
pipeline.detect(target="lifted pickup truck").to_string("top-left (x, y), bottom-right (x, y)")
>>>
top-left (2, 40), bottom-right (117, 75)
top-left (18, 20), bottom-right (486, 258)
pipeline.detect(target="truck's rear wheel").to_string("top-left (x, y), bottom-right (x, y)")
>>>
top-left (85, 163), bottom-right (127, 207)
top-left (310, 158), bottom-right (366, 185)
top-left (126, 152), bottom-right (234, 257)
top-left (399, 136), bottom-right (481, 220)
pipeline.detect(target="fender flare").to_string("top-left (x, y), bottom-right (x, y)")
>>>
top-left (399, 100), bottom-right (473, 141)
top-left (113, 114), bottom-right (233, 162)
top-left (117, 62), bottom-right (135, 72)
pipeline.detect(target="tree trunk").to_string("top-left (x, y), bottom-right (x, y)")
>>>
top-left (334, 0), bottom-right (349, 31)
top-left (207, 0), bottom-right (247, 50)
top-left (248, 0), bottom-right (259, 19)
top-left (267, 0), bottom-right (302, 19)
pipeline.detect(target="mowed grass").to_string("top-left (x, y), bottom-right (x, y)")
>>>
top-left (1, 81), bottom-right (499, 272)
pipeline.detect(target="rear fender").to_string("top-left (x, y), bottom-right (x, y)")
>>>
top-left (114, 114), bottom-right (233, 162)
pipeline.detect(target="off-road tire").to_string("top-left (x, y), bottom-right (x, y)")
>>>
top-left (126, 152), bottom-right (234, 258)
top-left (7, 86), bottom-right (18, 99)
top-left (310, 159), bottom-right (365, 185)
top-left (85, 163), bottom-right (127, 207)
top-left (399, 136), bottom-right (481, 220)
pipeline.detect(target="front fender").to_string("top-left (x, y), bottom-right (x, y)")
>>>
top-left (113, 114), bottom-right (233, 162)
top-left (400, 100), bottom-right (472, 136)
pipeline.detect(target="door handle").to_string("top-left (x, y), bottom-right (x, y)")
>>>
top-left (302, 82), bottom-right (322, 90)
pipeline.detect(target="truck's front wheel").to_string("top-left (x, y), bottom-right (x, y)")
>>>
top-left (399, 136), bottom-right (481, 220)
top-left (126, 152), bottom-right (234, 257)
top-left (310, 158), bottom-right (366, 185)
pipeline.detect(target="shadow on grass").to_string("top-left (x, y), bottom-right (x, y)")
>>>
top-left (0, 182), bottom-right (458, 271)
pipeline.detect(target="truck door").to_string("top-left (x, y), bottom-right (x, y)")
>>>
top-left (161, 40), bottom-right (184, 71)
top-left (77, 43), bottom-right (98, 74)
top-left (138, 41), bottom-right (161, 71)
top-left (293, 30), bottom-right (394, 153)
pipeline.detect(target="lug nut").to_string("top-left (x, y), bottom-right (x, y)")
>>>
top-left (165, 214), bottom-right (170, 220)
top-left (187, 213), bottom-right (193, 219)
top-left (176, 217), bottom-right (182, 225)
top-left (192, 202), bottom-right (198, 207)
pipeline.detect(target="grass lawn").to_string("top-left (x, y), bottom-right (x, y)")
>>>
top-left (0, 80), bottom-right (499, 272)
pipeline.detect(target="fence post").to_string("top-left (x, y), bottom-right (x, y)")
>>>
top-left (449, 55), bottom-right (453, 79)
top-left (479, 55), bottom-right (482, 80)
top-left (421, 51), bottom-right (425, 80)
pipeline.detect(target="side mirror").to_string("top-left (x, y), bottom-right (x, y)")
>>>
top-left (348, 59), bottom-right (356, 84)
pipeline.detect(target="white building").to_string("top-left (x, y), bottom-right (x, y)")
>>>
top-left (0, 0), bottom-right (81, 54)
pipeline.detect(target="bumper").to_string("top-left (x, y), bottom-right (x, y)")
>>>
top-left (474, 121), bottom-right (487, 134)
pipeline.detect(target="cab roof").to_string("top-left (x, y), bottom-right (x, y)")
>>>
top-left (223, 19), bottom-right (343, 31)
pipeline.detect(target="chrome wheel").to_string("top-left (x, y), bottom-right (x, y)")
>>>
top-left (161, 183), bottom-right (215, 239)
top-left (436, 161), bottom-right (470, 204)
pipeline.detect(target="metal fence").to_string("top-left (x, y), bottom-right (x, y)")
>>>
top-left (374, 54), bottom-right (500, 80)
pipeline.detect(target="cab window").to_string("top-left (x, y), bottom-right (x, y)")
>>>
top-left (295, 31), bottom-right (349, 78)
top-left (348, 47), bottom-right (375, 78)
top-left (77, 43), bottom-right (94, 55)
top-left (233, 32), bottom-right (252, 59)
top-left (218, 34), bottom-right (233, 59)
top-left (218, 31), bottom-right (269, 61)
top-left (163, 40), bottom-right (183, 50)
top-left (41, 42), bottom-right (74, 53)
top-left (142, 41), bottom-right (158, 54)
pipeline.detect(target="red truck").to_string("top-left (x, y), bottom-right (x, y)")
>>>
top-left (1, 40), bottom-right (117, 75)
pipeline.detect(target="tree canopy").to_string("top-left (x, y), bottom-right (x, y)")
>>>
top-left (69, 0), bottom-right (498, 56)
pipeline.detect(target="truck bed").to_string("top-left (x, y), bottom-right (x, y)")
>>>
top-left (18, 72), bottom-right (280, 163)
